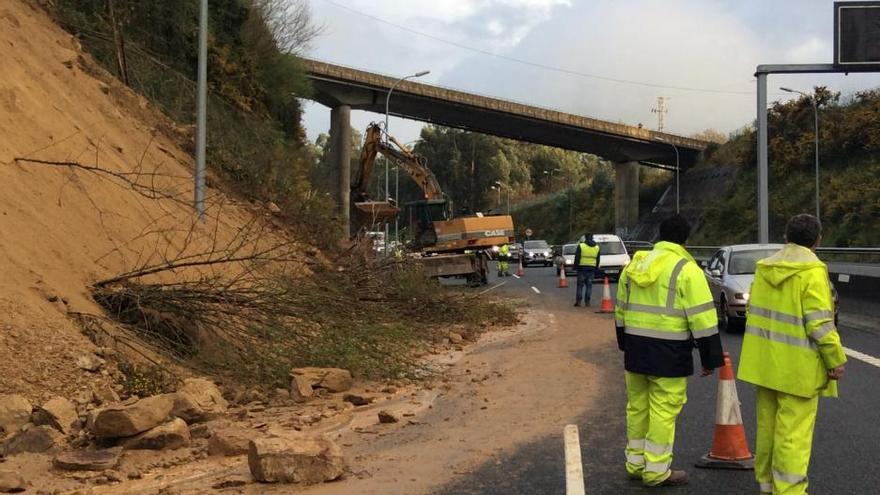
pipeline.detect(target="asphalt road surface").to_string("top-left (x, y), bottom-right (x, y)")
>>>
top-left (439, 265), bottom-right (880, 494)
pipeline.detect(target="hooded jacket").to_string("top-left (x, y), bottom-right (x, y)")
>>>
top-left (615, 241), bottom-right (724, 376)
top-left (738, 244), bottom-right (846, 398)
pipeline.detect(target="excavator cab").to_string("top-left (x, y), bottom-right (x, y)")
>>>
top-left (406, 198), bottom-right (449, 248)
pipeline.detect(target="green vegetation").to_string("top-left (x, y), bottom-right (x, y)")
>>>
top-left (51, 0), bottom-right (334, 243)
top-left (693, 87), bottom-right (880, 246)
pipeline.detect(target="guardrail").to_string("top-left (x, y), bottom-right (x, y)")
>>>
top-left (687, 246), bottom-right (880, 264)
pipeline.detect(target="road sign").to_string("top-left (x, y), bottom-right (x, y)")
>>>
top-left (525, 228), bottom-right (533, 238)
top-left (834, 1), bottom-right (880, 69)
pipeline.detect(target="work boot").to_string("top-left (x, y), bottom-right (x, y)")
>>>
top-left (584, 300), bottom-right (592, 307)
top-left (573, 302), bottom-right (582, 307)
top-left (652, 470), bottom-right (688, 487)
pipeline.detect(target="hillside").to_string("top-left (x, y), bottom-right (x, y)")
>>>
top-left (0, 0), bottom-right (291, 401)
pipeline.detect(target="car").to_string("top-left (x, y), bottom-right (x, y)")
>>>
top-left (592, 234), bottom-right (631, 281)
top-left (624, 240), bottom-right (654, 256)
top-left (522, 240), bottom-right (553, 267)
top-left (704, 244), bottom-right (840, 332)
top-left (561, 243), bottom-right (578, 275)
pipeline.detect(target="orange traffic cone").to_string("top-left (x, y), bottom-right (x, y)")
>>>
top-left (696, 352), bottom-right (755, 470)
top-left (558, 267), bottom-right (569, 288)
top-left (516, 258), bottom-right (525, 277)
top-left (599, 277), bottom-right (614, 313)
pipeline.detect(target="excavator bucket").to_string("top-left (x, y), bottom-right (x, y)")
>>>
top-left (354, 200), bottom-right (400, 223)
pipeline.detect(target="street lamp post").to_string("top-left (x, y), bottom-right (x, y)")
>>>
top-left (780, 87), bottom-right (820, 221)
top-left (490, 185), bottom-right (501, 210)
top-left (383, 70), bottom-right (429, 255)
top-left (194, 0), bottom-right (208, 220)
top-left (656, 137), bottom-right (680, 214)
top-left (494, 181), bottom-right (510, 214)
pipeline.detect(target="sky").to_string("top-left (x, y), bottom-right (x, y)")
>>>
top-left (299, 0), bottom-right (880, 145)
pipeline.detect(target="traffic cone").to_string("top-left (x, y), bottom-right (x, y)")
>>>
top-left (599, 277), bottom-right (614, 313)
top-left (558, 267), bottom-right (569, 288)
top-left (696, 352), bottom-right (755, 470)
top-left (516, 258), bottom-right (525, 277)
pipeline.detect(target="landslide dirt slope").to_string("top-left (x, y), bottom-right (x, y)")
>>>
top-left (0, 0), bottom-right (277, 401)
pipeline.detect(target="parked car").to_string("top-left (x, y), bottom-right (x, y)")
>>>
top-left (704, 244), bottom-right (840, 332)
top-left (566, 234), bottom-right (632, 280)
top-left (624, 240), bottom-right (654, 256)
top-left (522, 240), bottom-right (553, 267)
top-left (561, 243), bottom-right (578, 275)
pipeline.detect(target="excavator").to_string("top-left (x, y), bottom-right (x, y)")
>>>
top-left (352, 123), bottom-right (514, 285)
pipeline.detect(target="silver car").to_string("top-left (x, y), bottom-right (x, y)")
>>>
top-left (704, 244), bottom-right (839, 332)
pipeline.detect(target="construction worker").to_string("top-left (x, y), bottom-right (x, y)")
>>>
top-left (497, 243), bottom-right (511, 277)
top-left (738, 214), bottom-right (846, 495)
top-left (574, 233), bottom-right (600, 306)
top-left (615, 215), bottom-right (723, 487)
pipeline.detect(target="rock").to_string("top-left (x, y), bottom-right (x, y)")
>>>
top-left (274, 389), bottom-right (290, 401)
top-left (342, 394), bottom-right (371, 407)
top-left (377, 410), bottom-right (399, 424)
top-left (247, 436), bottom-right (344, 484)
top-left (2, 425), bottom-right (61, 455)
top-left (0, 470), bottom-right (25, 493)
top-left (266, 201), bottom-right (282, 213)
top-left (53, 447), bottom-right (122, 471)
top-left (188, 423), bottom-right (211, 439)
top-left (448, 332), bottom-right (464, 344)
top-left (289, 368), bottom-right (352, 394)
top-left (176, 379), bottom-right (228, 419)
top-left (207, 426), bottom-right (252, 457)
top-left (127, 470), bottom-right (143, 480)
top-left (170, 393), bottom-right (205, 424)
top-left (288, 375), bottom-right (313, 403)
top-left (90, 394), bottom-right (174, 438)
top-left (90, 384), bottom-right (120, 406)
top-left (212, 477), bottom-right (248, 489)
top-left (103, 470), bottom-right (123, 482)
top-left (32, 397), bottom-right (79, 434)
top-left (122, 418), bottom-right (190, 450)
top-left (76, 354), bottom-right (104, 372)
top-left (0, 396), bottom-right (31, 438)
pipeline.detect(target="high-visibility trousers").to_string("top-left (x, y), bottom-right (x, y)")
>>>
top-left (755, 386), bottom-right (819, 495)
top-left (624, 371), bottom-right (687, 486)
top-left (497, 260), bottom-right (509, 274)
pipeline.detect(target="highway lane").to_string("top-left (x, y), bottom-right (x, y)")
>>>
top-left (439, 265), bottom-right (880, 494)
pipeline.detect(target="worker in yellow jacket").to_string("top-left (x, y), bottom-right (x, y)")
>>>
top-left (738, 214), bottom-right (846, 495)
top-left (615, 215), bottom-right (724, 487)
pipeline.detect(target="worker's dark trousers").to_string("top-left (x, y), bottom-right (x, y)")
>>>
top-left (575, 267), bottom-right (596, 304)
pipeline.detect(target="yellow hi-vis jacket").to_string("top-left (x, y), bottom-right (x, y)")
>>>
top-left (578, 242), bottom-right (600, 267)
top-left (615, 241), bottom-right (724, 376)
top-left (738, 244), bottom-right (846, 398)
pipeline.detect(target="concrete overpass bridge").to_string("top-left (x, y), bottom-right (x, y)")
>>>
top-left (301, 58), bottom-right (708, 236)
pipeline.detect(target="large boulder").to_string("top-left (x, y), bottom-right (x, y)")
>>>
top-left (32, 397), bottom-right (79, 435)
top-left (0, 395), bottom-right (31, 438)
top-left (90, 394), bottom-right (174, 438)
top-left (289, 368), bottom-right (352, 394)
top-left (207, 425), bottom-right (252, 457)
top-left (289, 374), bottom-right (314, 403)
top-left (0, 470), bottom-right (26, 493)
top-left (53, 447), bottom-right (122, 471)
top-left (121, 418), bottom-right (190, 450)
top-left (248, 436), bottom-right (344, 484)
top-left (2, 425), bottom-right (61, 455)
top-left (175, 378), bottom-right (227, 421)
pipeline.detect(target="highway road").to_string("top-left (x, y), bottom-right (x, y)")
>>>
top-left (439, 265), bottom-right (880, 494)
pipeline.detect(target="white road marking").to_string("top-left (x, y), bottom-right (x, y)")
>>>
top-left (512, 274), bottom-right (521, 279)
top-left (531, 286), bottom-right (541, 294)
top-left (564, 424), bottom-right (586, 495)
top-left (478, 281), bottom-right (507, 295)
top-left (844, 347), bottom-right (880, 368)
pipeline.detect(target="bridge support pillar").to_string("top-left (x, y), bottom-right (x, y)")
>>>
top-left (614, 161), bottom-right (639, 238)
top-left (329, 104), bottom-right (351, 238)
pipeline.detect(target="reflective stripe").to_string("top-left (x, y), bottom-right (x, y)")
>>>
top-left (749, 305), bottom-right (803, 326)
top-left (627, 302), bottom-right (686, 318)
top-left (685, 301), bottom-right (715, 317)
top-left (665, 259), bottom-right (688, 308)
top-left (625, 326), bottom-right (692, 341)
top-left (645, 461), bottom-right (671, 474)
top-left (627, 438), bottom-right (645, 450)
top-left (692, 326), bottom-right (719, 339)
top-left (615, 318), bottom-right (625, 327)
top-left (804, 309), bottom-right (833, 323)
top-left (772, 469), bottom-right (807, 485)
top-left (759, 481), bottom-right (773, 492)
top-left (626, 453), bottom-right (645, 465)
top-left (809, 320), bottom-right (836, 341)
top-left (644, 440), bottom-right (672, 456)
top-left (745, 325), bottom-right (816, 350)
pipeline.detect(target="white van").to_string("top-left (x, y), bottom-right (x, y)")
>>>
top-left (576, 234), bottom-right (631, 281)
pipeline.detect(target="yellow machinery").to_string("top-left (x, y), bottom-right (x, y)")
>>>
top-left (352, 123), bottom-right (514, 285)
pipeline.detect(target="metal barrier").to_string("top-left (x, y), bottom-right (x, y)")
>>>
top-left (687, 246), bottom-right (880, 265)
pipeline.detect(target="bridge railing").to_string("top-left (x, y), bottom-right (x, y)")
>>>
top-left (687, 246), bottom-right (880, 265)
